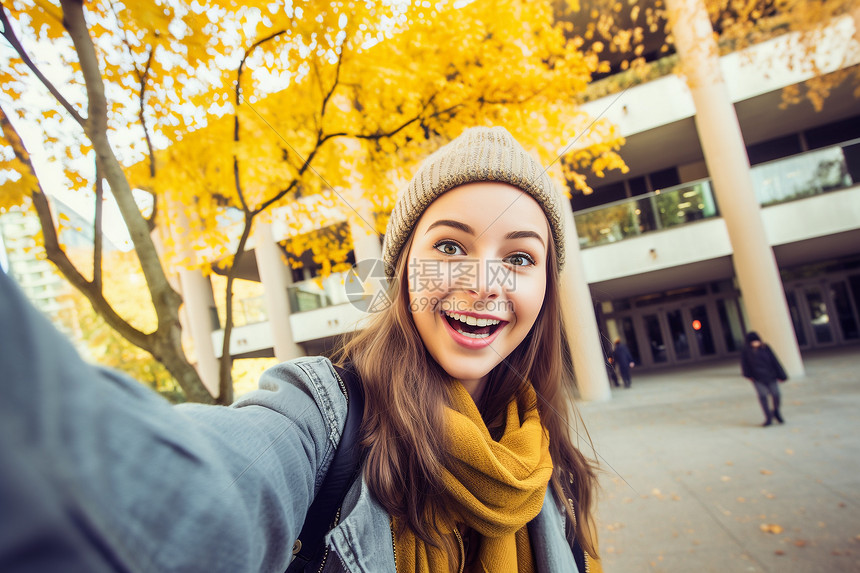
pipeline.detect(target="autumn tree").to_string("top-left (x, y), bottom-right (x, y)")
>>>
top-left (1, 0), bottom-right (626, 403)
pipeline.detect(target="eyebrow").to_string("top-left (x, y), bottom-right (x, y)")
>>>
top-left (425, 220), bottom-right (546, 248)
top-left (505, 230), bottom-right (546, 248)
top-left (426, 220), bottom-right (474, 235)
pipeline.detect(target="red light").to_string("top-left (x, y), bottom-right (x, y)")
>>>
top-left (692, 319), bottom-right (702, 331)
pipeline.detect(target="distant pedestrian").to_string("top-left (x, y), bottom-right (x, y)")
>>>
top-left (612, 338), bottom-right (635, 388)
top-left (740, 331), bottom-right (788, 427)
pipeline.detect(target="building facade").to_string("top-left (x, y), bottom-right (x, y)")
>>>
top-left (175, 8), bottom-right (860, 400)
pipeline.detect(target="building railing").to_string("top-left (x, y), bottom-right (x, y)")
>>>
top-left (574, 180), bottom-right (719, 248)
top-left (574, 139), bottom-right (859, 249)
top-left (751, 140), bottom-right (858, 206)
top-left (217, 295), bottom-right (268, 329)
top-left (287, 270), bottom-right (350, 314)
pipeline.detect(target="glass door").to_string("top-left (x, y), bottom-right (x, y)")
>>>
top-left (642, 313), bottom-right (668, 364)
top-left (785, 291), bottom-right (809, 348)
top-left (602, 295), bottom-right (741, 368)
top-left (785, 276), bottom-right (860, 347)
top-left (689, 304), bottom-right (718, 358)
top-left (665, 309), bottom-right (692, 362)
top-left (804, 285), bottom-right (835, 345)
top-left (829, 279), bottom-right (860, 341)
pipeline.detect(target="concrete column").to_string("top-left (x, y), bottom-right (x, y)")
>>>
top-left (349, 207), bottom-right (383, 263)
top-left (560, 199), bottom-right (612, 401)
top-left (254, 220), bottom-right (304, 362)
top-left (177, 269), bottom-right (220, 396)
top-left (666, 0), bottom-right (804, 377)
top-left (342, 194), bottom-right (387, 319)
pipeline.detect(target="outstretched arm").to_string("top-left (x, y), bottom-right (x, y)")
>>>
top-left (0, 270), bottom-right (342, 572)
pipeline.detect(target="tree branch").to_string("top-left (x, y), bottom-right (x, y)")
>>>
top-left (321, 94), bottom-right (461, 143)
top-left (253, 179), bottom-right (300, 217)
top-left (0, 105), bottom-right (149, 349)
top-left (93, 158), bottom-right (103, 293)
top-left (59, 0), bottom-right (182, 329)
top-left (217, 28), bottom-right (289, 397)
top-left (317, 40), bottom-right (346, 137)
top-left (138, 48), bottom-right (156, 179)
top-left (0, 5), bottom-right (87, 127)
top-left (233, 30), bottom-right (287, 214)
top-left (138, 48), bottom-right (158, 231)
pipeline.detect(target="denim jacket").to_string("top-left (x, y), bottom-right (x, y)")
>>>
top-left (277, 357), bottom-right (581, 573)
top-left (0, 268), bottom-right (582, 572)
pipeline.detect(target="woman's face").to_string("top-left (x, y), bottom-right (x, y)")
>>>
top-left (405, 182), bottom-right (550, 395)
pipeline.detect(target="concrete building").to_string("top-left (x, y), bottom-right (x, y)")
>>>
top-left (177, 6), bottom-right (860, 400)
top-left (0, 207), bottom-right (73, 325)
top-left (0, 200), bottom-right (122, 342)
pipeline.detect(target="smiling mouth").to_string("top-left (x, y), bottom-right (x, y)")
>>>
top-left (442, 311), bottom-right (504, 339)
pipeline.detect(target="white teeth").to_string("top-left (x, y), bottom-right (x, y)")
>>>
top-left (444, 311), bottom-right (501, 327)
top-left (456, 329), bottom-right (490, 339)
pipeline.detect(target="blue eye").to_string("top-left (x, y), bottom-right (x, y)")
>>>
top-left (434, 241), bottom-right (465, 256)
top-left (505, 252), bottom-right (535, 267)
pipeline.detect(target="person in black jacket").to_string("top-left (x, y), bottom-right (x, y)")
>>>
top-left (612, 338), bottom-right (635, 388)
top-left (740, 331), bottom-right (788, 427)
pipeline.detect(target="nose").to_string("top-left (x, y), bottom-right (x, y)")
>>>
top-left (455, 258), bottom-right (505, 300)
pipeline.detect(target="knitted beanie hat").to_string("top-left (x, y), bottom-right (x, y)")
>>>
top-left (381, 126), bottom-right (565, 278)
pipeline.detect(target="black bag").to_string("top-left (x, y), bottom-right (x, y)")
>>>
top-left (285, 363), bottom-right (365, 572)
top-left (766, 344), bottom-right (788, 382)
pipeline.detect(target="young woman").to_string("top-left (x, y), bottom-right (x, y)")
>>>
top-left (0, 127), bottom-right (600, 573)
top-left (741, 331), bottom-right (788, 427)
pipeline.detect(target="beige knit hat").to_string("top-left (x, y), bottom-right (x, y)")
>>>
top-left (381, 126), bottom-right (565, 278)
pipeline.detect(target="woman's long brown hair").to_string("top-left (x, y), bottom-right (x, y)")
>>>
top-left (334, 231), bottom-right (599, 558)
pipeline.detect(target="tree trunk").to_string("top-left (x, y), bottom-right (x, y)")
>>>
top-left (55, 0), bottom-right (214, 403)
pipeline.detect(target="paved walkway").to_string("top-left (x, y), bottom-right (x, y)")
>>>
top-left (577, 347), bottom-right (860, 572)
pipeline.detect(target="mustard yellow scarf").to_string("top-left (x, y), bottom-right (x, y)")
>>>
top-left (393, 381), bottom-right (553, 573)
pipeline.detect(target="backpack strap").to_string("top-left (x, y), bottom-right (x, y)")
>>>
top-left (286, 363), bottom-right (365, 572)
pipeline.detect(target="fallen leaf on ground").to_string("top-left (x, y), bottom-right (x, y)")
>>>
top-left (721, 476), bottom-right (731, 482)
top-left (737, 497), bottom-right (746, 503)
top-left (760, 469), bottom-right (773, 475)
top-left (760, 523), bottom-right (784, 534)
top-left (785, 449), bottom-right (794, 455)
top-left (775, 550), bottom-right (785, 556)
top-left (794, 539), bottom-right (808, 547)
